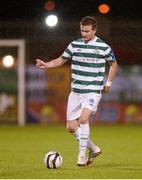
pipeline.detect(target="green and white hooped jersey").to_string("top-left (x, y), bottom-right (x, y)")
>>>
top-left (62, 36), bottom-right (116, 94)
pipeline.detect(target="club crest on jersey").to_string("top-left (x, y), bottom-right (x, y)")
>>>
top-left (94, 48), bottom-right (100, 54)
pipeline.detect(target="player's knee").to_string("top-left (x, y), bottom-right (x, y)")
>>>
top-left (66, 122), bottom-right (77, 133)
top-left (66, 126), bottom-right (76, 133)
top-left (79, 116), bottom-right (88, 124)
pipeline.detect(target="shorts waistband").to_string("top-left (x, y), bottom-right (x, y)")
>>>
top-left (95, 90), bottom-right (102, 94)
top-left (72, 88), bottom-right (102, 94)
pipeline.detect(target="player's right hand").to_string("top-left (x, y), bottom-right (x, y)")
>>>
top-left (36, 59), bottom-right (46, 69)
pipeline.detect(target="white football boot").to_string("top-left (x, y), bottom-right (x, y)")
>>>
top-left (77, 152), bottom-right (87, 166)
top-left (86, 145), bottom-right (102, 165)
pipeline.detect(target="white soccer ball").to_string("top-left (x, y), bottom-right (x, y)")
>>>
top-left (44, 151), bottom-right (63, 169)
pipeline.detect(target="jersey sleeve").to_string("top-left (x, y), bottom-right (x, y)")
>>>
top-left (61, 43), bottom-right (74, 60)
top-left (104, 46), bottom-right (116, 62)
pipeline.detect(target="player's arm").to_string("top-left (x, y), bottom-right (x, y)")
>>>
top-left (36, 56), bottom-right (68, 69)
top-left (103, 60), bottom-right (118, 93)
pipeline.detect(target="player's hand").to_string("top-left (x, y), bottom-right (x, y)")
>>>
top-left (36, 59), bottom-right (47, 69)
top-left (102, 85), bottom-right (110, 93)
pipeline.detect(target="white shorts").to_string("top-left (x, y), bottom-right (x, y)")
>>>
top-left (67, 92), bottom-right (102, 121)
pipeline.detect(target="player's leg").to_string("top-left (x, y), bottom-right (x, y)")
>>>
top-left (66, 92), bottom-right (101, 166)
top-left (77, 107), bottom-right (92, 166)
top-left (67, 120), bottom-right (99, 156)
top-left (84, 93), bottom-right (102, 165)
top-left (67, 119), bottom-right (79, 134)
top-left (67, 92), bottom-right (89, 165)
top-left (66, 116), bottom-right (101, 166)
top-left (66, 92), bottom-right (81, 164)
top-left (66, 110), bottom-right (91, 166)
top-left (73, 126), bottom-right (101, 166)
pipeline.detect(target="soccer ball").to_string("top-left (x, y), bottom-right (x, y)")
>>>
top-left (44, 151), bottom-right (63, 169)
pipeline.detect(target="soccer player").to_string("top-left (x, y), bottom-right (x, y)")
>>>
top-left (36, 16), bottom-right (118, 166)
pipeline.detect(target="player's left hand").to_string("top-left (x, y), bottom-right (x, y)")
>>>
top-left (102, 85), bottom-right (110, 93)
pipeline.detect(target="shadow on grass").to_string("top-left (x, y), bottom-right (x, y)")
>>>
top-left (94, 162), bottom-right (142, 171)
top-left (62, 162), bottom-right (142, 172)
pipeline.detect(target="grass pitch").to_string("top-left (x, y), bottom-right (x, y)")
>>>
top-left (0, 124), bottom-right (142, 179)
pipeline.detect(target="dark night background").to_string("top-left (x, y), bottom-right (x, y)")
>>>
top-left (0, 0), bottom-right (141, 20)
top-left (0, 1), bottom-right (142, 132)
top-left (0, 0), bottom-right (141, 64)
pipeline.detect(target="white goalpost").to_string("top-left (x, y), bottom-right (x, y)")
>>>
top-left (0, 39), bottom-right (25, 126)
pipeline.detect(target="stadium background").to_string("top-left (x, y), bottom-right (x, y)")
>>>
top-left (0, 0), bottom-right (142, 179)
top-left (0, 0), bottom-right (141, 125)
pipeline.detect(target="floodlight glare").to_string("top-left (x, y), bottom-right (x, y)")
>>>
top-left (2, 55), bottom-right (14, 68)
top-left (45, 14), bottom-right (58, 27)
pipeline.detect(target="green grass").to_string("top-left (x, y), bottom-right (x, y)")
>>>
top-left (0, 124), bottom-right (142, 179)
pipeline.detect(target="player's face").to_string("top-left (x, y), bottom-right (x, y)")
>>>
top-left (80, 25), bottom-right (96, 42)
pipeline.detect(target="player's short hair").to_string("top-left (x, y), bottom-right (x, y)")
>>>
top-left (80, 16), bottom-right (97, 30)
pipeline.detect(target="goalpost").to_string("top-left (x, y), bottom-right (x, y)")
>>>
top-left (0, 39), bottom-right (25, 126)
